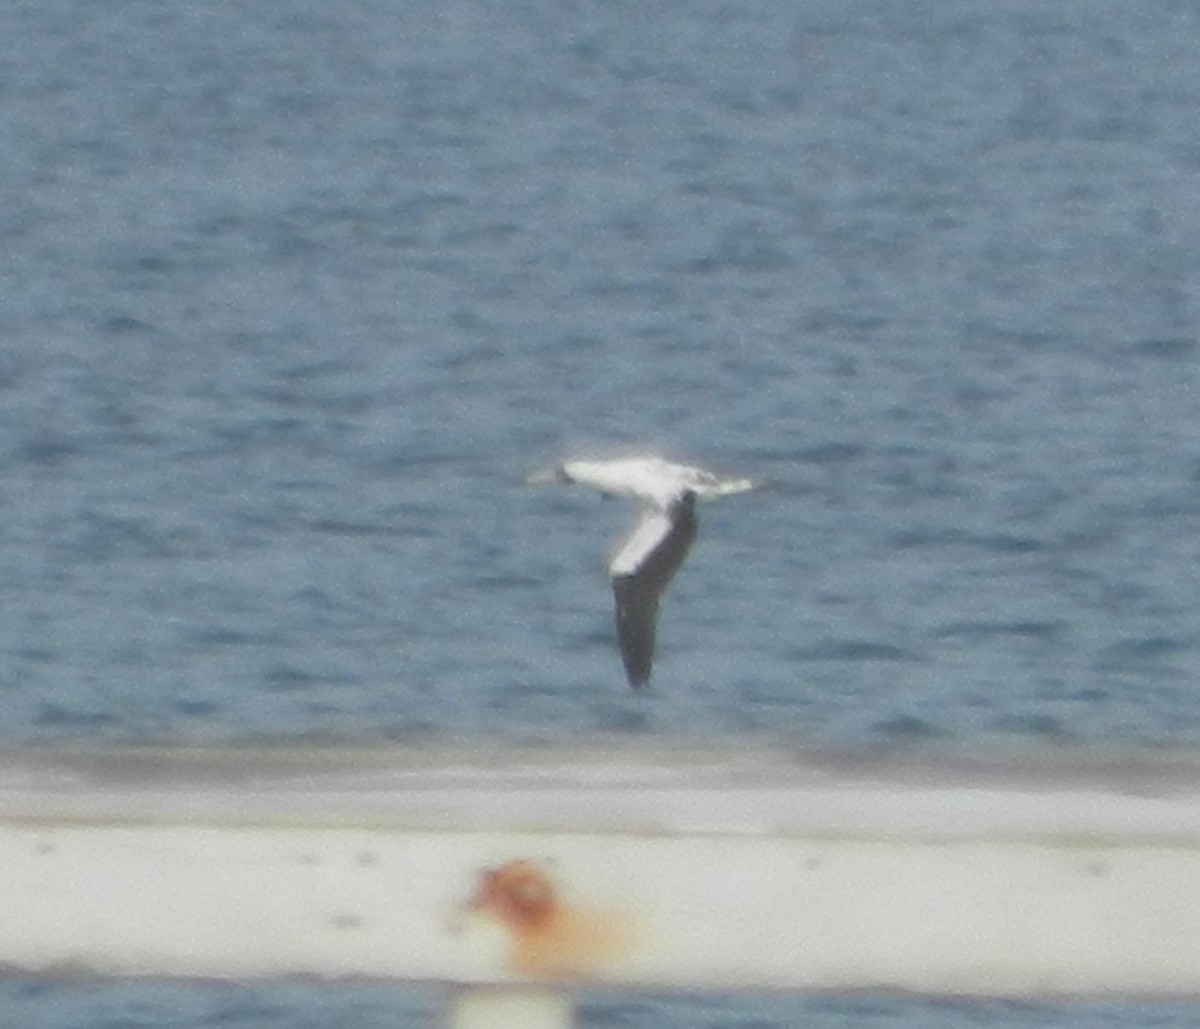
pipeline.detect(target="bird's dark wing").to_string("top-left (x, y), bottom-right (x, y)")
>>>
top-left (611, 493), bottom-right (698, 688)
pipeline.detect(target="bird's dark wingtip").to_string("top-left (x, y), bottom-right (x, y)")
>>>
top-left (620, 651), bottom-right (652, 689)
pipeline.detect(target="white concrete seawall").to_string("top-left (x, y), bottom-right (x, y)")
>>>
top-left (0, 743), bottom-right (1199, 1001)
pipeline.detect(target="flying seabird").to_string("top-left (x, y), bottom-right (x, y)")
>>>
top-left (528, 456), bottom-right (757, 688)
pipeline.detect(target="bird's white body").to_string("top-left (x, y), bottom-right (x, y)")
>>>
top-left (528, 455), bottom-right (756, 688)
top-left (556, 457), bottom-right (756, 511)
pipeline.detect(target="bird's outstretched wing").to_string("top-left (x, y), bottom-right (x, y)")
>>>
top-left (610, 494), bottom-right (698, 688)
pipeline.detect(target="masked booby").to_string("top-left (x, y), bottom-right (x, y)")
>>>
top-left (528, 456), bottom-right (756, 688)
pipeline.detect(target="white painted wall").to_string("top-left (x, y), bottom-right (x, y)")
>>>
top-left (1, 745), bottom-right (1198, 998)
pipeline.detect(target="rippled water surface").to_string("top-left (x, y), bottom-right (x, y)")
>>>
top-left (3, 0), bottom-right (1199, 1024)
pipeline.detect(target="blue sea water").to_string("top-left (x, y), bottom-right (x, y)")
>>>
top-left (2, 0), bottom-right (1199, 1024)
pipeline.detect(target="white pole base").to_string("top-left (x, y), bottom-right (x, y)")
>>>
top-left (448, 987), bottom-right (573, 1029)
